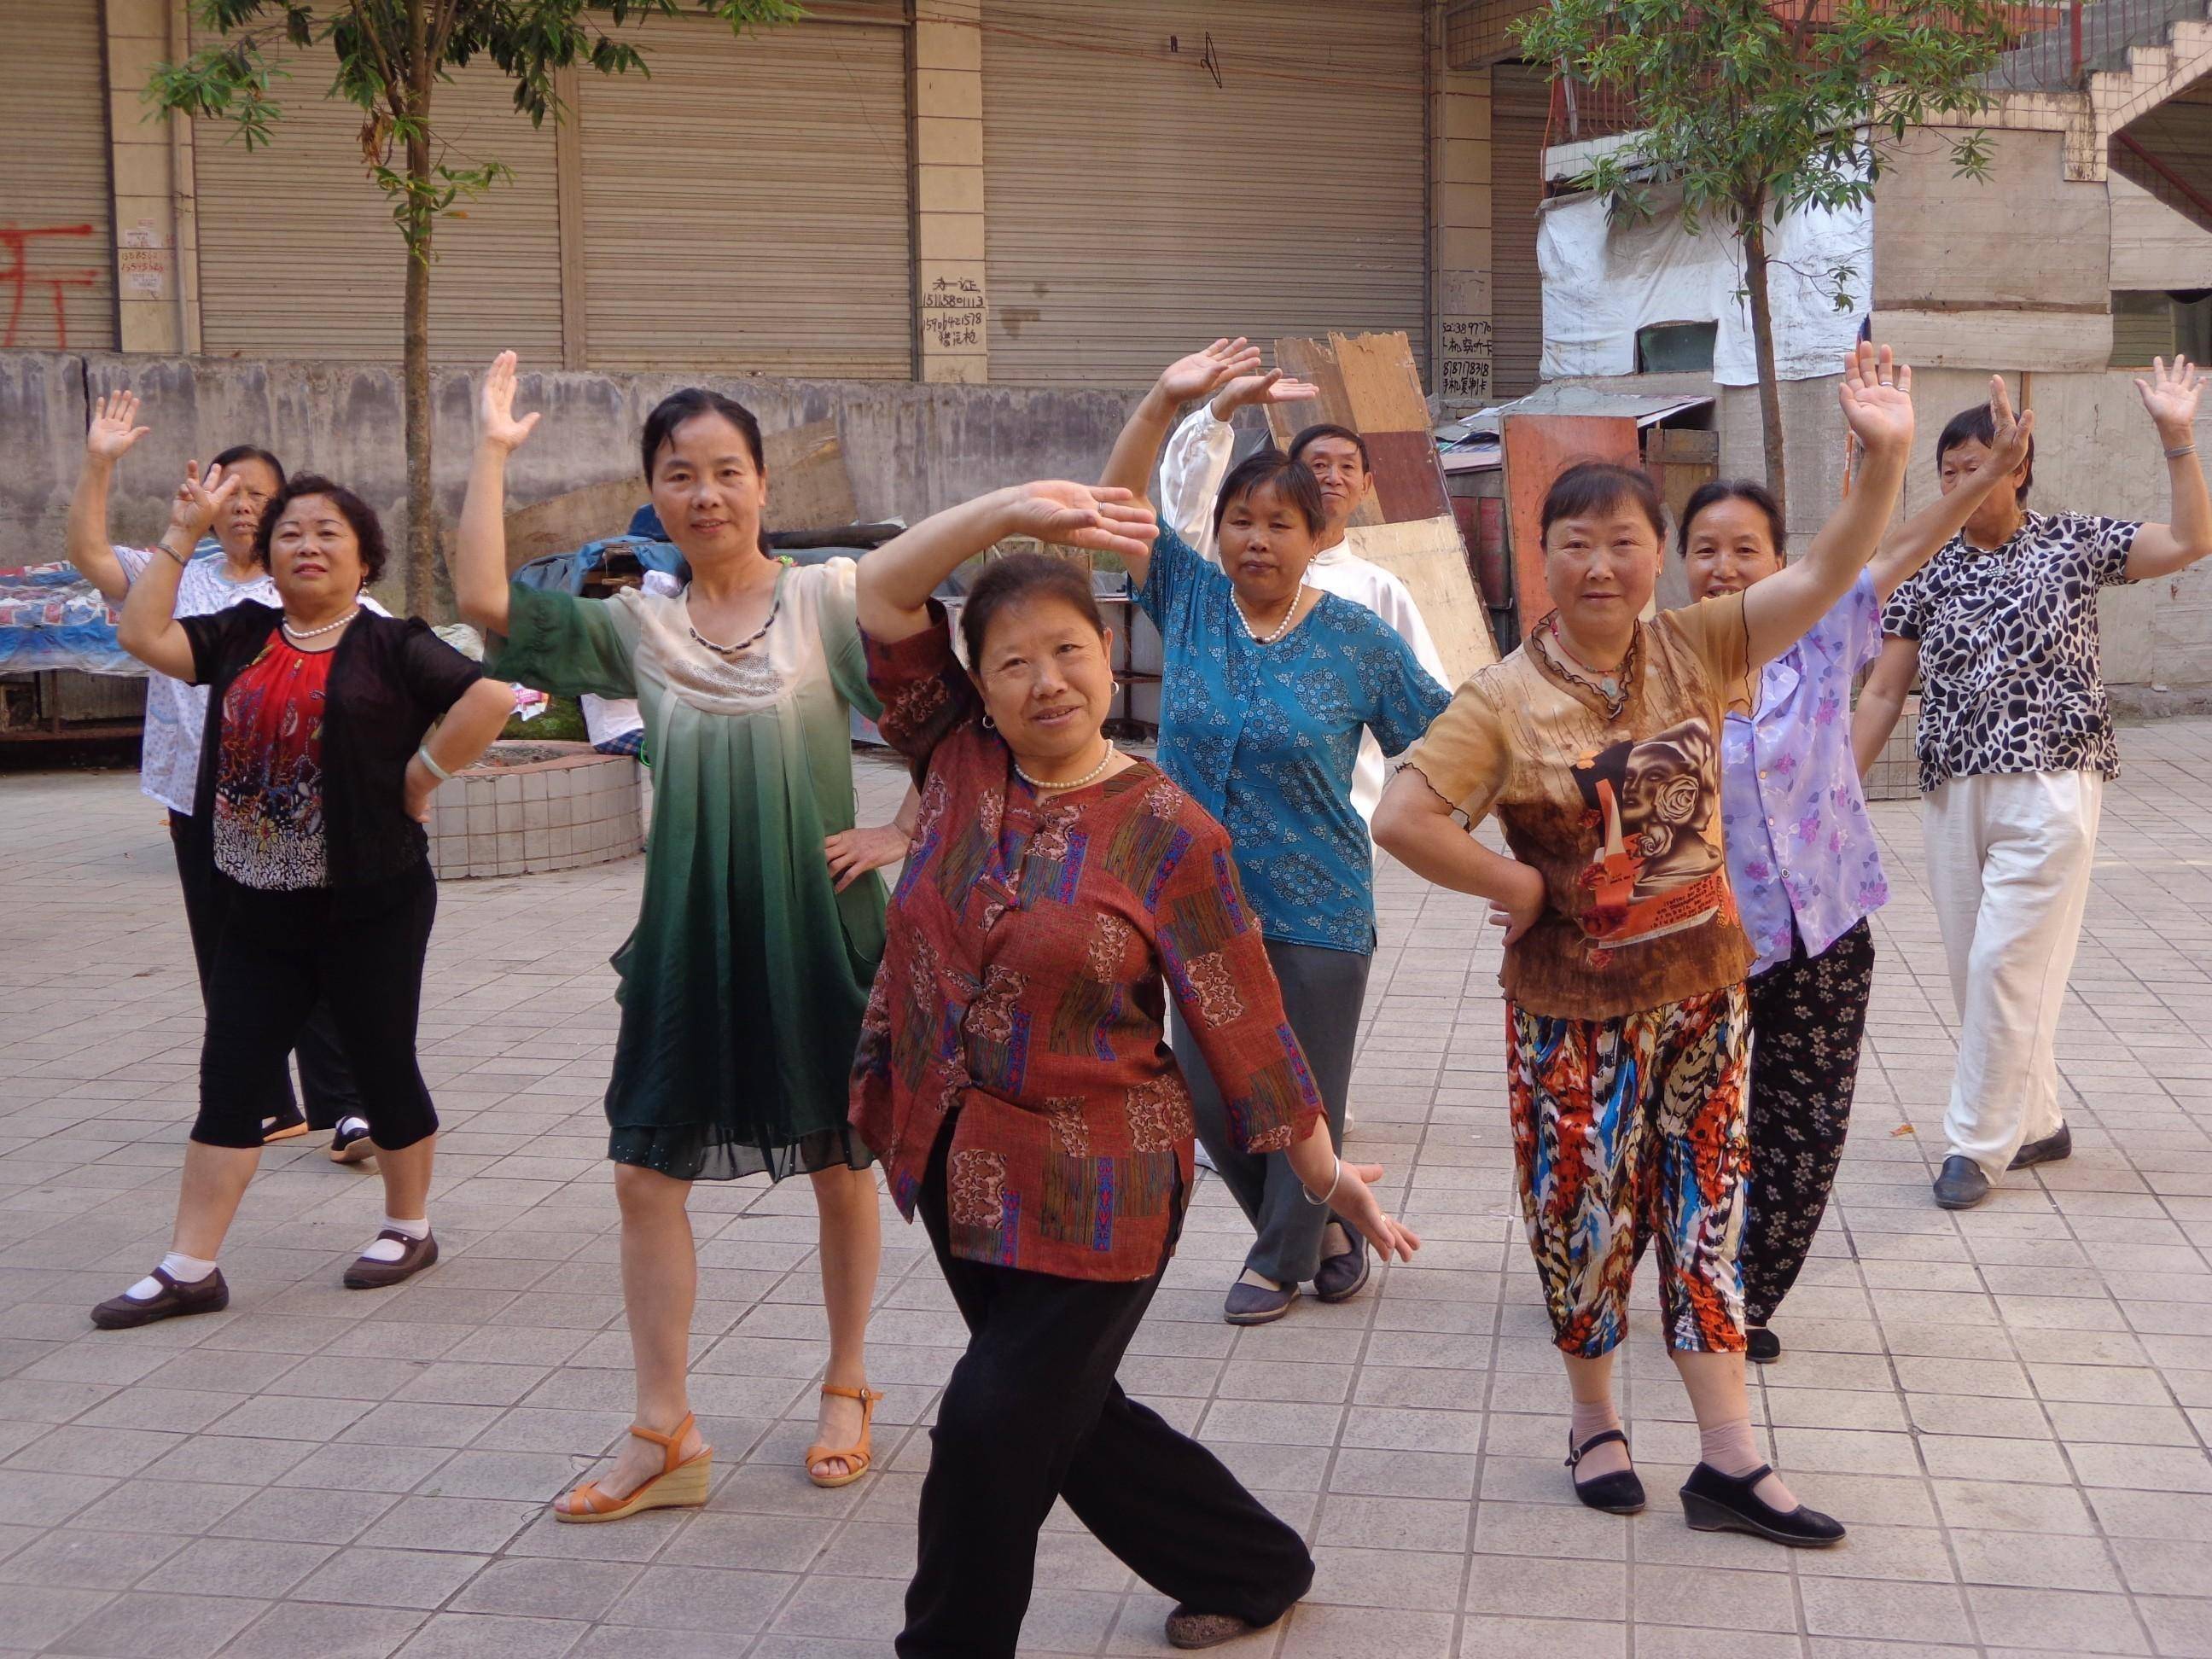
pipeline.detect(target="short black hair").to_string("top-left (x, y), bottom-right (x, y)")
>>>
top-left (1936, 403), bottom-right (2034, 504)
top-left (1679, 479), bottom-right (1784, 558)
top-left (1212, 449), bottom-right (1328, 537)
top-left (253, 474), bottom-right (389, 586)
top-left (961, 551), bottom-right (1106, 665)
top-left (1540, 461), bottom-right (1666, 544)
top-left (212, 445), bottom-right (285, 489)
top-left (1288, 422), bottom-right (1371, 472)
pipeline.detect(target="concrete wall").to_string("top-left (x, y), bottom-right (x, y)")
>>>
top-left (4, 352), bottom-right (1134, 607)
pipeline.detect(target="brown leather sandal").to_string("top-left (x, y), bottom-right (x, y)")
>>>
top-left (555, 1413), bottom-right (713, 1524)
top-left (806, 1382), bottom-right (884, 1488)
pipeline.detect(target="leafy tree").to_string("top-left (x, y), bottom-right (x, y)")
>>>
top-left (1515, 0), bottom-right (2007, 520)
top-left (148, 1), bottom-right (800, 616)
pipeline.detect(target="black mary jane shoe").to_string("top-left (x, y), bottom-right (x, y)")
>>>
top-left (1566, 1427), bottom-right (1646, 1515)
top-left (1746, 1325), bottom-right (1782, 1364)
top-left (1679, 1461), bottom-right (1845, 1548)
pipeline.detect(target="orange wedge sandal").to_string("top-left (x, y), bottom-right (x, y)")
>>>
top-left (555, 1412), bottom-right (713, 1523)
top-left (806, 1382), bottom-right (884, 1489)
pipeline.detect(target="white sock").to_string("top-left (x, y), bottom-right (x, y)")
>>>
top-left (336, 1115), bottom-right (369, 1139)
top-left (125, 1250), bottom-right (218, 1301)
top-left (358, 1213), bottom-right (429, 1264)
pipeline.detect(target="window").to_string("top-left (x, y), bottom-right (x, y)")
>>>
top-left (2110, 290), bottom-right (2212, 368)
top-left (1636, 320), bottom-right (1719, 374)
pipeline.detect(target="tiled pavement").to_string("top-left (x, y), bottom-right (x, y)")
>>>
top-left (3, 718), bottom-right (2212, 1659)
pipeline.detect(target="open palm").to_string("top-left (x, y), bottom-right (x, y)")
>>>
top-left (88, 390), bottom-right (150, 461)
top-left (1837, 341), bottom-right (1913, 457)
top-left (2137, 356), bottom-right (2203, 435)
top-left (1158, 338), bottom-right (1266, 406)
top-left (1214, 370), bottom-right (1324, 416)
top-left (480, 351), bottom-right (542, 452)
top-left (1005, 481), bottom-right (1160, 560)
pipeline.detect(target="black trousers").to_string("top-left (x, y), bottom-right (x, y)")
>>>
top-left (171, 810), bottom-right (362, 1132)
top-left (1741, 917), bottom-right (1876, 1327)
top-left (900, 1133), bottom-right (1315, 1658)
top-left (194, 864), bottom-right (440, 1152)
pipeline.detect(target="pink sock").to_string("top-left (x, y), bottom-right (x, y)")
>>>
top-left (1569, 1397), bottom-right (1629, 1479)
top-left (1700, 1417), bottom-right (1797, 1510)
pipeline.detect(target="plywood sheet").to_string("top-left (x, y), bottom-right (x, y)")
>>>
top-left (1264, 335), bottom-right (1382, 528)
top-left (504, 478), bottom-right (649, 576)
top-left (763, 420), bottom-right (860, 531)
top-left (1348, 515), bottom-right (1499, 687)
top-left (1499, 413), bottom-right (1641, 634)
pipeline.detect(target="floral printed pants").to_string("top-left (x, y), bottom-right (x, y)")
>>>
top-left (1507, 984), bottom-right (1751, 1358)
top-left (1741, 919), bottom-right (1873, 1328)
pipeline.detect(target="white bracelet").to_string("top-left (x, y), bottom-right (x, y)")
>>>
top-left (1299, 1155), bottom-right (1344, 1209)
top-left (415, 745), bottom-right (452, 783)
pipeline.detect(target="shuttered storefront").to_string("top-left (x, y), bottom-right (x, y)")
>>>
top-left (1489, 64), bottom-right (1548, 398)
top-left (575, 11), bottom-right (911, 376)
top-left (981, 1), bottom-right (1429, 387)
top-left (0, 2), bottom-right (114, 352)
top-left (194, 49), bottom-right (562, 363)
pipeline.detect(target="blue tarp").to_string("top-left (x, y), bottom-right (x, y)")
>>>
top-left (0, 562), bottom-right (139, 676)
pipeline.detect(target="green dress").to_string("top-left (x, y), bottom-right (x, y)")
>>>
top-left (492, 561), bottom-right (887, 1180)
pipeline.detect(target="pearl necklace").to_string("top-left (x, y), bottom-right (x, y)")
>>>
top-left (1014, 742), bottom-right (1115, 793)
top-left (1236, 582), bottom-right (1307, 645)
top-left (282, 608), bottom-right (358, 642)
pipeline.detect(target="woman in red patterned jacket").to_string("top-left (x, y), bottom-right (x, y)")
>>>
top-left (852, 480), bottom-right (1419, 1657)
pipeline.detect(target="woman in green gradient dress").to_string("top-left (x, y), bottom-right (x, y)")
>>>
top-left (454, 352), bottom-right (908, 1520)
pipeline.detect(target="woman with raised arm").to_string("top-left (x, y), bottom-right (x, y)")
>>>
top-left (91, 467), bottom-right (511, 1329)
top-left (851, 481), bottom-right (1418, 1656)
top-left (1678, 377), bottom-right (2034, 1364)
top-left (1854, 358), bottom-right (2210, 1210)
top-left (455, 352), bottom-right (892, 1518)
top-left (1097, 340), bottom-right (1450, 1328)
top-left (65, 394), bottom-right (371, 1155)
top-left (1373, 342), bottom-right (1918, 1548)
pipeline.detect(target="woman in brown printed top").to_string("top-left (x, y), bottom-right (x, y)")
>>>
top-left (1373, 341), bottom-right (1916, 1549)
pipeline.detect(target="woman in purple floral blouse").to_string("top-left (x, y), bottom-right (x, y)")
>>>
top-left (1680, 375), bottom-right (2033, 1363)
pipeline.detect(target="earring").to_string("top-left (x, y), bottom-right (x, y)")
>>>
top-left (1109, 679), bottom-right (1121, 694)
top-left (981, 713), bottom-right (996, 731)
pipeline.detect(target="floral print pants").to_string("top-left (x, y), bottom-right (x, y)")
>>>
top-left (1741, 919), bottom-right (1874, 1328)
top-left (1507, 984), bottom-right (1751, 1358)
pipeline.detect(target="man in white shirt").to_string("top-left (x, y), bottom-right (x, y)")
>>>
top-left (1158, 379), bottom-right (1450, 823)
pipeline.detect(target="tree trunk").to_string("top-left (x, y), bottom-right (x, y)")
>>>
top-left (1740, 205), bottom-right (1788, 532)
top-left (402, 0), bottom-right (435, 619)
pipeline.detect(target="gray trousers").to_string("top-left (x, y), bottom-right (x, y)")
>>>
top-left (1173, 938), bottom-right (1372, 1286)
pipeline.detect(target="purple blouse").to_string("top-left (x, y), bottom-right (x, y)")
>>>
top-left (1719, 571), bottom-right (1889, 976)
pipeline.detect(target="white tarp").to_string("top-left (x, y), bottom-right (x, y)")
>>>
top-left (1538, 189), bottom-right (1872, 386)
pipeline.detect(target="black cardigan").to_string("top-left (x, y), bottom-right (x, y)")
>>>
top-left (181, 602), bottom-right (484, 887)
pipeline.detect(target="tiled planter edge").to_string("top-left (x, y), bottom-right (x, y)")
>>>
top-left (427, 741), bottom-right (643, 880)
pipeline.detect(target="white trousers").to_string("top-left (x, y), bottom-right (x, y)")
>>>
top-left (1922, 770), bottom-right (2104, 1178)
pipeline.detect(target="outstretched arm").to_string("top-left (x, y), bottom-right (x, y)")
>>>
top-left (2124, 358), bottom-right (2210, 581)
top-left (1867, 375), bottom-right (2034, 603)
top-left (455, 351), bottom-right (544, 637)
top-left (1741, 343), bottom-right (1912, 668)
top-left (67, 391), bottom-right (154, 603)
top-left (1098, 340), bottom-right (1267, 591)
top-left (117, 461), bottom-right (239, 682)
top-left (854, 482), bottom-right (1158, 644)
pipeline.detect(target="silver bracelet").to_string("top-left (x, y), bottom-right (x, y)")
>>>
top-left (415, 745), bottom-right (452, 783)
top-left (2167, 444), bottom-right (2197, 461)
top-left (1299, 1155), bottom-right (1344, 1209)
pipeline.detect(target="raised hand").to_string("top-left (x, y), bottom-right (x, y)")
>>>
top-left (1004, 481), bottom-right (1161, 561)
top-left (479, 350), bottom-right (542, 453)
top-left (1981, 373), bottom-right (2034, 480)
top-left (1836, 341), bottom-right (1913, 460)
top-left (167, 461), bottom-right (240, 544)
top-left (1211, 369), bottom-right (1324, 419)
top-left (2136, 356), bottom-right (2203, 441)
top-left (1156, 338), bottom-right (1266, 407)
top-left (86, 390), bottom-right (150, 462)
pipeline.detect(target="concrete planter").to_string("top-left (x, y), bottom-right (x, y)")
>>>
top-left (428, 740), bottom-right (643, 880)
top-left (1861, 695), bottom-right (1920, 804)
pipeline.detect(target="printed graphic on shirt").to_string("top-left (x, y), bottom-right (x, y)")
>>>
top-left (212, 638), bottom-right (332, 890)
top-left (1570, 719), bottom-right (1731, 958)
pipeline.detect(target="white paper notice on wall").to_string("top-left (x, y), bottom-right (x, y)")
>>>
top-left (119, 224), bottom-right (169, 298)
top-left (1537, 191), bottom-right (1871, 386)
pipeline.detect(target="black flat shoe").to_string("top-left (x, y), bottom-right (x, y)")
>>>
top-left (1566, 1427), bottom-right (1646, 1515)
top-left (1932, 1154), bottom-right (1991, 1210)
top-left (1679, 1461), bottom-right (1845, 1547)
top-left (1747, 1325), bottom-right (1781, 1364)
top-left (2009, 1123), bottom-right (2072, 1170)
top-left (1166, 1607), bottom-right (1281, 1650)
top-left (90, 1266), bottom-right (230, 1330)
top-left (1313, 1230), bottom-right (1369, 1303)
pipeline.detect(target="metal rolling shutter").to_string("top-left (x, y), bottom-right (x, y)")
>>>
top-left (1489, 64), bottom-right (1547, 398)
top-left (194, 47), bottom-right (562, 363)
top-left (981, 0), bottom-right (1429, 387)
top-left (0, 2), bottom-right (114, 352)
top-left (576, 13), bottom-right (911, 376)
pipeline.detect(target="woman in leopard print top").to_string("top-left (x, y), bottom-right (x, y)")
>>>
top-left (1854, 358), bottom-right (2210, 1208)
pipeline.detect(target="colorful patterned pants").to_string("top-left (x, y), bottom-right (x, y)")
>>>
top-left (1507, 983), bottom-right (1751, 1358)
